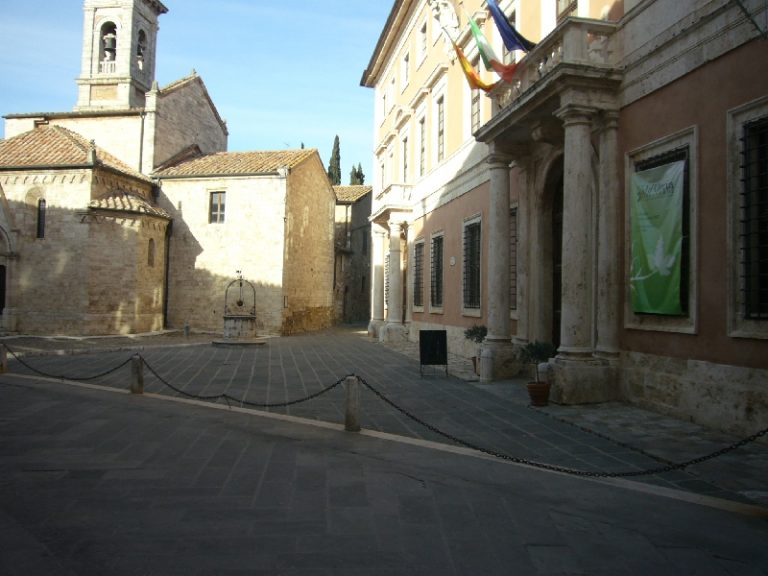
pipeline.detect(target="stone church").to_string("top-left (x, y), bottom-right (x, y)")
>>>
top-left (0, 0), bottom-right (336, 336)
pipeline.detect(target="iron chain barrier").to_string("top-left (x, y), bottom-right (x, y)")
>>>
top-left (2, 342), bottom-right (766, 480)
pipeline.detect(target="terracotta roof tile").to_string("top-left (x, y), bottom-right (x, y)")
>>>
top-left (89, 190), bottom-right (170, 219)
top-left (334, 185), bottom-right (372, 203)
top-left (155, 149), bottom-right (317, 178)
top-left (0, 125), bottom-right (150, 182)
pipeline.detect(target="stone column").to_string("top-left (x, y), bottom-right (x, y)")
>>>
top-left (485, 153), bottom-right (513, 343)
top-left (368, 224), bottom-right (386, 337)
top-left (386, 220), bottom-right (403, 325)
top-left (512, 160), bottom-right (530, 346)
top-left (595, 112), bottom-right (620, 359)
top-left (480, 152), bottom-right (517, 381)
top-left (555, 105), bottom-right (595, 358)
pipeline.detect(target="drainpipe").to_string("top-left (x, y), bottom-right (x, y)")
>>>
top-left (162, 203), bottom-right (172, 329)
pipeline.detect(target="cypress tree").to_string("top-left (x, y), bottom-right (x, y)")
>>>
top-left (327, 135), bottom-right (341, 185)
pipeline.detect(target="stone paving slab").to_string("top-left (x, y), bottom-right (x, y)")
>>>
top-left (0, 375), bottom-right (767, 575)
top-left (4, 326), bottom-right (766, 508)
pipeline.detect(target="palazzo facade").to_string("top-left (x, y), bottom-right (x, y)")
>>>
top-left (362, 0), bottom-right (768, 434)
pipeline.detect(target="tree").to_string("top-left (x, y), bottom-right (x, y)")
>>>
top-left (349, 163), bottom-right (366, 185)
top-left (327, 135), bottom-right (341, 185)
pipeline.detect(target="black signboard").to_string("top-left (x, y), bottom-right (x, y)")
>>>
top-left (419, 330), bottom-right (447, 376)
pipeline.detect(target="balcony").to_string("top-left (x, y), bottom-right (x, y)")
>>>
top-left (370, 183), bottom-right (414, 224)
top-left (99, 60), bottom-right (117, 75)
top-left (489, 17), bottom-right (620, 115)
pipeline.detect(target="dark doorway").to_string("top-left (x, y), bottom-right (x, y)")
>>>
top-left (0, 265), bottom-right (6, 315)
top-left (552, 174), bottom-right (564, 349)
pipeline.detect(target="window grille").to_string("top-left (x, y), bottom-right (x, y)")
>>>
top-left (464, 221), bottom-right (482, 308)
top-left (419, 118), bottom-right (426, 176)
top-left (430, 235), bottom-right (444, 308)
top-left (741, 117), bottom-right (768, 319)
top-left (413, 242), bottom-right (424, 307)
top-left (635, 147), bottom-right (690, 314)
top-left (209, 191), bottom-right (225, 223)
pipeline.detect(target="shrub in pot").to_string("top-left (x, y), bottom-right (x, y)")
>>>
top-left (520, 341), bottom-right (557, 406)
top-left (464, 325), bottom-right (487, 374)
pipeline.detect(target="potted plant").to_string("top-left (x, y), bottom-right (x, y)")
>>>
top-left (464, 325), bottom-right (487, 374)
top-left (520, 341), bottom-right (557, 406)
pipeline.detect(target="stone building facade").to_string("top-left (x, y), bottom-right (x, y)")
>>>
top-left (362, 0), bottom-right (768, 434)
top-left (333, 185), bottom-right (373, 323)
top-left (0, 0), bottom-right (335, 337)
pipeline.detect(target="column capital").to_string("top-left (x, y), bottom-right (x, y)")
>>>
top-left (486, 153), bottom-right (514, 169)
top-left (596, 109), bottom-right (620, 132)
top-left (554, 104), bottom-right (596, 126)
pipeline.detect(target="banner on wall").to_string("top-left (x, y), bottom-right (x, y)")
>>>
top-left (629, 160), bottom-right (685, 315)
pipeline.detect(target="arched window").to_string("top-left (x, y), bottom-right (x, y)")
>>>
top-left (36, 199), bottom-right (46, 239)
top-left (137, 30), bottom-right (147, 70)
top-left (99, 22), bottom-right (117, 74)
top-left (148, 238), bottom-right (156, 267)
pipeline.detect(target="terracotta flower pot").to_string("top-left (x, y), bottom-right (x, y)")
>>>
top-left (527, 381), bottom-right (551, 406)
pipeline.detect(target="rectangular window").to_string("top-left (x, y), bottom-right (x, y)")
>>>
top-left (741, 117), bottom-right (768, 319)
top-left (419, 117), bottom-right (426, 176)
top-left (471, 59), bottom-right (481, 133)
top-left (419, 22), bottom-right (428, 62)
top-left (430, 234), bottom-right (444, 309)
top-left (510, 208), bottom-right (518, 311)
top-left (402, 136), bottom-right (409, 182)
top-left (436, 96), bottom-right (445, 162)
top-left (402, 52), bottom-right (410, 87)
top-left (209, 191), bottom-right (225, 223)
top-left (413, 241), bottom-right (425, 308)
top-left (463, 220), bottom-right (482, 309)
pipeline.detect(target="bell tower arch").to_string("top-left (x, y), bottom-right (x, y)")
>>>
top-left (76, 0), bottom-right (168, 111)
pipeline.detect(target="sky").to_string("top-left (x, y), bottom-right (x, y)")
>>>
top-left (0, 0), bottom-right (394, 184)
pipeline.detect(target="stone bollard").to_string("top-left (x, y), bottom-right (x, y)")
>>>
top-left (130, 354), bottom-right (144, 395)
top-left (0, 346), bottom-right (7, 374)
top-left (344, 376), bottom-right (361, 432)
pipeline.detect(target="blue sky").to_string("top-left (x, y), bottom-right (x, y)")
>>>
top-left (0, 0), bottom-right (393, 183)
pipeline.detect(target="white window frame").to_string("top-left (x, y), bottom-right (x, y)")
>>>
top-left (624, 126), bottom-right (698, 334)
top-left (727, 95), bottom-right (768, 339)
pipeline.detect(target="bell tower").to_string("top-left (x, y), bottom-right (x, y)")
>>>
top-left (75, 0), bottom-right (168, 111)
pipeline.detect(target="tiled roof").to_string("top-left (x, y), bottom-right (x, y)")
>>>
top-left (334, 185), bottom-right (372, 203)
top-left (89, 190), bottom-right (170, 219)
top-left (155, 149), bottom-right (317, 178)
top-left (0, 125), bottom-right (150, 182)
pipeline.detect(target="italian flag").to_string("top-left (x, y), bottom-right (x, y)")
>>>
top-left (468, 14), bottom-right (518, 83)
top-left (451, 39), bottom-right (499, 92)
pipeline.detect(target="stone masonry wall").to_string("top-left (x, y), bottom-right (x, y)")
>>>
top-left (621, 351), bottom-right (768, 437)
top-left (154, 80), bottom-right (227, 170)
top-left (160, 175), bottom-right (287, 335)
top-left (0, 170), bottom-right (93, 333)
top-left (282, 155), bottom-right (335, 335)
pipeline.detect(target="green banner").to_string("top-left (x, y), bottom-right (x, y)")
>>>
top-left (630, 160), bottom-right (685, 314)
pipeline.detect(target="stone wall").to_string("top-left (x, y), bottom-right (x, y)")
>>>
top-left (621, 352), bottom-right (768, 437)
top-left (153, 78), bottom-right (227, 169)
top-left (282, 155), bottom-right (335, 335)
top-left (160, 174), bottom-right (287, 335)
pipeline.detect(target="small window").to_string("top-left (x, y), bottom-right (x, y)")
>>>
top-left (430, 234), bottom-right (444, 309)
top-left (147, 238), bottom-right (156, 267)
top-left (418, 22), bottom-right (428, 62)
top-left (402, 136), bottom-right (409, 182)
top-left (463, 220), bottom-right (482, 309)
top-left (209, 191), bottom-right (225, 223)
top-left (36, 199), bottom-right (46, 239)
top-left (413, 241), bottom-right (425, 308)
top-left (419, 117), bottom-right (427, 177)
top-left (402, 52), bottom-right (410, 87)
top-left (510, 208), bottom-right (518, 311)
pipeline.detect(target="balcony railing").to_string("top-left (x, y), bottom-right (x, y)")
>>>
top-left (372, 183), bottom-right (414, 214)
top-left (490, 17), bottom-right (619, 113)
top-left (99, 60), bottom-right (117, 74)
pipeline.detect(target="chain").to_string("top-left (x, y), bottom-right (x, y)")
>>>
top-left (358, 376), bottom-right (768, 479)
top-left (140, 355), bottom-right (346, 408)
top-left (2, 343), bottom-right (134, 382)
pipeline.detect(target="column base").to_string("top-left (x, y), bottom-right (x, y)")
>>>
top-left (379, 322), bottom-right (408, 343)
top-left (479, 340), bottom-right (521, 382)
top-left (368, 319), bottom-right (385, 339)
top-left (549, 356), bottom-right (620, 404)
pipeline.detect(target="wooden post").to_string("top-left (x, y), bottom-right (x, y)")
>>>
top-left (130, 354), bottom-right (144, 395)
top-left (344, 376), bottom-right (361, 432)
